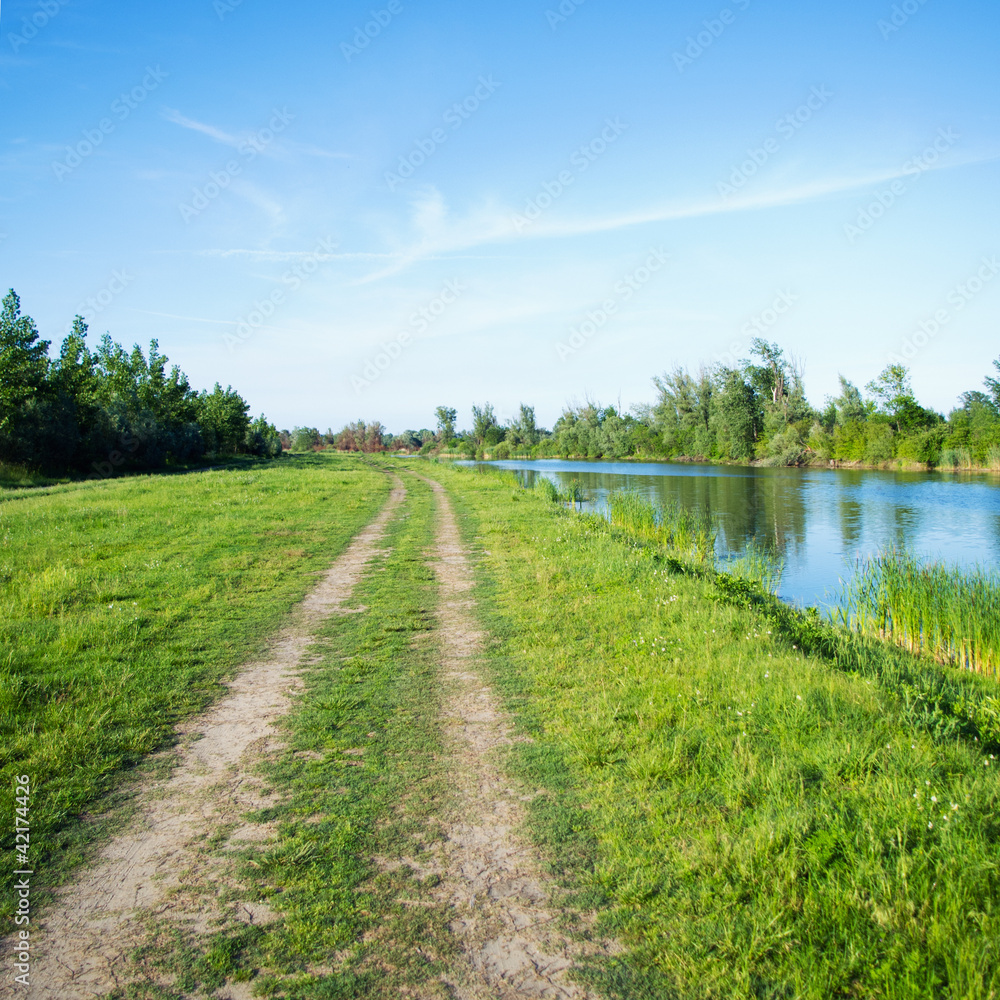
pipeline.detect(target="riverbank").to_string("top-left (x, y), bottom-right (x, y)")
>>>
top-left (404, 457), bottom-right (1000, 999)
top-left (427, 448), bottom-right (1000, 475)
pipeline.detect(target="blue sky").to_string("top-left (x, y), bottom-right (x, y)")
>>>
top-left (1, 0), bottom-right (998, 433)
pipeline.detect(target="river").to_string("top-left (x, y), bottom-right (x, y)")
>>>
top-left (461, 459), bottom-right (1000, 607)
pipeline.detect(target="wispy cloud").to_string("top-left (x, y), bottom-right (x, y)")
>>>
top-left (198, 248), bottom-right (390, 261)
top-left (160, 110), bottom-right (352, 161)
top-left (230, 180), bottom-right (286, 226)
top-left (283, 140), bottom-right (353, 161)
top-left (127, 308), bottom-right (240, 326)
top-left (192, 247), bottom-right (504, 262)
top-left (161, 108), bottom-right (242, 147)
top-left (125, 307), bottom-right (300, 337)
top-left (358, 151), bottom-right (1000, 284)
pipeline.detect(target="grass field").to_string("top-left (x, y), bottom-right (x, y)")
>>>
top-left (0, 455), bottom-right (389, 917)
top-left (5, 454), bottom-right (1000, 998)
top-left (412, 459), bottom-right (1000, 1000)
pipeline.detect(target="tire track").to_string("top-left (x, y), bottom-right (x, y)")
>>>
top-left (420, 475), bottom-right (602, 1000)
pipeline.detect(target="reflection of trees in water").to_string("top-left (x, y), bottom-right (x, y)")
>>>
top-left (526, 466), bottom-right (810, 562)
top-left (889, 504), bottom-right (921, 551)
top-left (833, 470), bottom-right (927, 554)
top-left (480, 462), bottom-right (999, 586)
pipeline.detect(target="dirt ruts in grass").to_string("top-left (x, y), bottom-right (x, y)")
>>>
top-left (14, 477), bottom-right (406, 1000)
top-left (420, 476), bottom-right (600, 1000)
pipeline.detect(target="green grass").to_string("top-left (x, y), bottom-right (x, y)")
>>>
top-left (0, 454), bottom-right (390, 920)
top-left (839, 548), bottom-right (1000, 678)
top-left (0, 461), bottom-right (64, 489)
top-left (606, 488), bottom-right (717, 565)
top-left (111, 472), bottom-right (462, 999)
top-left (9, 453), bottom-right (1000, 998)
top-left (414, 460), bottom-right (1000, 1000)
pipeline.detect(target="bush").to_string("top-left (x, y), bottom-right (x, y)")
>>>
top-left (758, 427), bottom-right (809, 467)
top-left (291, 427), bottom-right (322, 452)
top-left (896, 426), bottom-right (945, 467)
top-left (807, 422), bottom-right (832, 461)
top-left (862, 423), bottom-right (895, 465)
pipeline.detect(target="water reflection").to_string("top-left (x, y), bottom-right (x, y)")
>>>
top-left (460, 459), bottom-right (1000, 608)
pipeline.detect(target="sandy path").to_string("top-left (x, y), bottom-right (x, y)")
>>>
top-left (420, 476), bottom-right (600, 1000)
top-left (4, 477), bottom-right (406, 1000)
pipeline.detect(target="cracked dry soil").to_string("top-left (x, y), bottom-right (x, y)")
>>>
top-left (3, 478), bottom-right (406, 1000)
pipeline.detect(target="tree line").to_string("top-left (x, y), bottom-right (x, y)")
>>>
top-left (0, 289), bottom-right (281, 478)
top-left (13, 284), bottom-right (992, 475)
top-left (307, 340), bottom-right (1000, 470)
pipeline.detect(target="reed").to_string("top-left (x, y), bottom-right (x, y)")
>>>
top-left (838, 547), bottom-right (1000, 677)
top-left (560, 479), bottom-right (587, 510)
top-left (725, 537), bottom-right (784, 596)
top-left (606, 488), bottom-right (717, 564)
top-left (533, 476), bottom-right (560, 503)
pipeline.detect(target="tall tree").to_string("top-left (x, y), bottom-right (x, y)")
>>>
top-left (471, 402), bottom-right (499, 445)
top-left (196, 384), bottom-right (251, 455)
top-left (0, 289), bottom-right (50, 432)
top-left (52, 317), bottom-right (96, 400)
top-left (983, 356), bottom-right (1000, 411)
top-left (652, 367), bottom-right (713, 454)
top-left (435, 405), bottom-right (457, 441)
top-left (832, 375), bottom-right (869, 425)
top-left (748, 339), bottom-right (789, 408)
top-left (865, 364), bottom-right (922, 433)
top-left (509, 403), bottom-right (538, 447)
top-left (713, 367), bottom-right (761, 460)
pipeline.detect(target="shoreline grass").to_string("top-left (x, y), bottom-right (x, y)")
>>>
top-left (606, 488), bottom-right (717, 565)
top-left (0, 454), bottom-right (389, 923)
top-left (839, 548), bottom-right (1000, 678)
top-left (414, 458), bottom-right (1000, 999)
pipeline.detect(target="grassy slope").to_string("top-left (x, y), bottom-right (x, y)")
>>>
top-left (415, 461), bottom-right (1000, 1000)
top-left (0, 454), bottom-right (389, 917)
